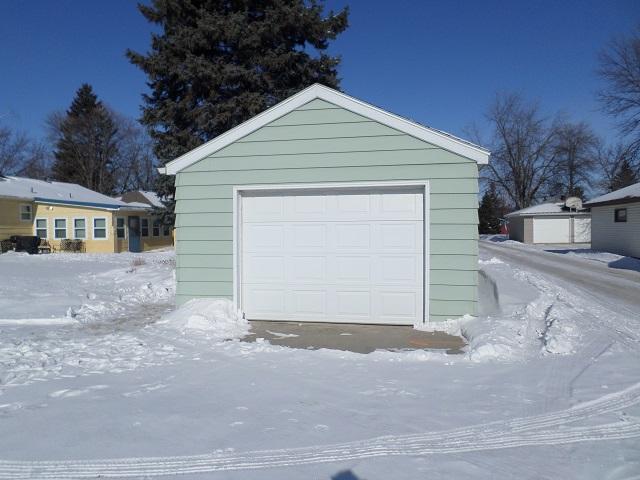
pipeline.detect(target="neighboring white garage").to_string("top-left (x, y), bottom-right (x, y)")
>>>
top-left (506, 199), bottom-right (591, 244)
top-left (239, 184), bottom-right (426, 325)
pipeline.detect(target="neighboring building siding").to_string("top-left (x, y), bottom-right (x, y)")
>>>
top-left (0, 198), bottom-right (34, 239)
top-left (114, 213), bottom-right (174, 253)
top-left (591, 202), bottom-right (640, 257)
top-left (174, 99), bottom-right (479, 322)
top-left (32, 204), bottom-right (117, 253)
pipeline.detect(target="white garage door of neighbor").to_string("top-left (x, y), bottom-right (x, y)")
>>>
top-left (533, 217), bottom-right (570, 243)
top-left (573, 217), bottom-right (591, 243)
top-left (240, 188), bottom-right (425, 325)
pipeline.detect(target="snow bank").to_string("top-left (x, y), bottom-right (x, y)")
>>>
top-left (159, 298), bottom-right (250, 341)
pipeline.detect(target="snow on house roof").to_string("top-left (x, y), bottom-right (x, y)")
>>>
top-left (506, 202), bottom-right (589, 217)
top-left (585, 182), bottom-right (640, 207)
top-left (0, 176), bottom-right (137, 210)
top-left (139, 191), bottom-right (164, 208)
top-left (0, 176), bottom-right (148, 210)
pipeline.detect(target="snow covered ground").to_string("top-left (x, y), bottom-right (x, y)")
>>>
top-left (0, 247), bottom-right (639, 479)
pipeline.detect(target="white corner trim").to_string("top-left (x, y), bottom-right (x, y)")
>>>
top-left (231, 180), bottom-right (431, 329)
top-left (161, 84), bottom-right (490, 175)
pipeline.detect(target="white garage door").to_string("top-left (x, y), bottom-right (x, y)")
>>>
top-left (573, 217), bottom-right (591, 243)
top-left (533, 217), bottom-right (571, 243)
top-left (240, 188), bottom-right (425, 325)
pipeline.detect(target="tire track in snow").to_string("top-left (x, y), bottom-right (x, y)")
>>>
top-left (2, 381), bottom-right (640, 479)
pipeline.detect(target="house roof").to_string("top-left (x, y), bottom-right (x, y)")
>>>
top-left (0, 176), bottom-right (139, 210)
top-left (139, 191), bottom-right (164, 208)
top-left (585, 182), bottom-right (640, 207)
top-left (159, 84), bottom-right (491, 175)
top-left (506, 202), bottom-right (590, 217)
top-left (117, 190), bottom-right (164, 208)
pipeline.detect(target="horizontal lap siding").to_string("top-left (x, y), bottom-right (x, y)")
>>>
top-left (176, 100), bottom-right (479, 321)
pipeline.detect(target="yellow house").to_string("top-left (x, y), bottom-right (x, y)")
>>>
top-left (0, 176), bottom-right (173, 253)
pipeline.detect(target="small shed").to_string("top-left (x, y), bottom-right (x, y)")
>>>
top-left (585, 182), bottom-right (640, 258)
top-left (160, 84), bottom-right (490, 327)
top-left (506, 200), bottom-right (591, 244)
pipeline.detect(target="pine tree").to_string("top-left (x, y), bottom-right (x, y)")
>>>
top-left (478, 184), bottom-right (505, 234)
top-left (610, 159), bottom-right (639, 191)
top-left (127, 0), bottom-right (349, 223)
top-left (51, 84), bottom-right (119, 194)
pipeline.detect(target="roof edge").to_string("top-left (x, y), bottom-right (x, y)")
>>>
top-left (161, 84), bottom-right (490, 175)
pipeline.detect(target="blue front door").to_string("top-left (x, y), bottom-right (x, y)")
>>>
top-left (128, 216), bottom-right (141, 252)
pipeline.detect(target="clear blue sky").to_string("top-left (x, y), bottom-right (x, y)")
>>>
top-left (1, 0), bottom-right (638, 144)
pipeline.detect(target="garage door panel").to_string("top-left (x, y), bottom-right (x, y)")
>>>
top-left (336, 224), bottom-right (372, 249)
top-left (244, 224), bottom-right (284, 249)
top-left (290, 256), bottom-right (327, 282)
top-left (241, 189), bottom-right (425, 325)
top-left (292, 224), bottom-right (327, 248)
top-left (243, 255), bottom-right (285, 282)
top-left (378, 255), bottom-right (420, 284)
top-left (336, 256), bottom-right (371, 282)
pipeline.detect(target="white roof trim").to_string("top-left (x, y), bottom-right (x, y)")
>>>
top-left (160, 84), bottom-right (490, 175)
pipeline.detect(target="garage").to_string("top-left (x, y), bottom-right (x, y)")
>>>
top-left (238, 185), bottom-right (426, 325)
top-left (507, 201), bottom-right (591, 244)
top-left (163, 84), bottom-right (490, 326)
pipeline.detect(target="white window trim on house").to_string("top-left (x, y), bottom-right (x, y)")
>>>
top-left (19, 204), bottom-right (33, 222)
top-left (92, 217), bottom-right (109, 240)
top-left (152, 218), bottom-right (161, 237)
top-left (116, 216), bottom-right (127, 239)
top-left (141, 217), bottom-right (149, 237)
top-left (34, 217), bottom-right (48, 238)
top-left (53, 217), bottom-right (68, 240)
top-left (231, 179), bottom-right (431, 329)
top-left (72, 217), bottom-right (87, 240)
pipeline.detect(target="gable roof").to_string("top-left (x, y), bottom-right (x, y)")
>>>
top-left (585, 182), bottom-right (640, 207)
top-left (0, 176), bottom-right (149, 211)
top-left (506, 202), bottom-right (589, 217)
top-left (117, 190), bottom-right (164, 208)
top-left (159, 84), bottom-right (490, 175)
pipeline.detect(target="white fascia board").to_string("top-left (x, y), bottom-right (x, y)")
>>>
top-left (162, 84), bottom-right (490, 175)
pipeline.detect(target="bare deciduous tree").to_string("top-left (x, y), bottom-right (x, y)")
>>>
top-left (551, 121), bottom-right (598, 199)
top-left (483, 93), bottom-right (559, 209)
top-left (111, 114), bottom-right (157, 194)
top-left (598, 26), bottom-right (640, 152)
top-left (594, 141), bottom-right (640, 192)
top-left (0, 124), bottom-right (51, 179)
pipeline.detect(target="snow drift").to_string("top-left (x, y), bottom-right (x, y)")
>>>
top-left (159, 298), bottom-right (250, 340)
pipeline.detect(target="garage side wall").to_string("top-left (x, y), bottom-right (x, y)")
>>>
top-left (591, 202), bottom-right (640, 257)
top-left (174, 99), bottom-right (479, 322)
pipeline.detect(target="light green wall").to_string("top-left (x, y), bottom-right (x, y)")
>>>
top-left (175, 98), bottom-right (479, 321)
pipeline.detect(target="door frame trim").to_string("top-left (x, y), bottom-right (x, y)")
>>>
top-left (232, 180), bottom-right (431, 329)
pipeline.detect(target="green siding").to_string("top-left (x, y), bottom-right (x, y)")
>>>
top-left (176, 178), bottom-right (479, 199)
top-left (174, 99), bottom-right (480, 322)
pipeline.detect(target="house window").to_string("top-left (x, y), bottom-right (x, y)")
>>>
top-left (93, 218), bottom-right (107, 239)
top-left (116, 217), bottom-right (126, 239)
top-left (74, 218), bottom-right (86, 239)
top-left (152, 218), bottom-right (161, 237)
top-left (162, 224), bottom-right (171, 237)
top-left (35, 218), bottom-right (48, 238)
top-left (141, 218), bottom-right (149, 237)
top-left (19, 204), bottom-right (32, 221)
top-left (54, 218), bottom-right (67, 239)
top-left (614, 208), bottom-right (627, 223)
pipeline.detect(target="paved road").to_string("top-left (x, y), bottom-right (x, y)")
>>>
top-left (480, 240), bottom-right (640, 316)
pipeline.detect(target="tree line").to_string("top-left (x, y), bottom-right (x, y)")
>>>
top-left (0, 84), bottom-right (157, 196)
